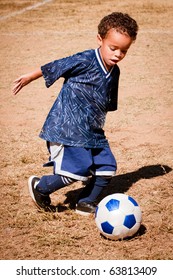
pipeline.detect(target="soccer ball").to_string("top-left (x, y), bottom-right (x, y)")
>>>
top-left (95, 193), bottom-right (142, 240)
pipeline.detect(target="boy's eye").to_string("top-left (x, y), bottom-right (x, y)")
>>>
top-left (121, 50), bottom-right (127, 54)
top-left (109, 46), bottom-right (127, 54)
top-left (110, 46), bottom-right (116, 51)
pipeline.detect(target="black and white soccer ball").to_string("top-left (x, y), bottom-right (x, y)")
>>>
top-left (95, 193), bottom-right (142, 240)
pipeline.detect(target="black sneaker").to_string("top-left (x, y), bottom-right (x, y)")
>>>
top-left (75, 201), bottom-right (96, 216)
top-left (28, 176), bottom-right (51, 210)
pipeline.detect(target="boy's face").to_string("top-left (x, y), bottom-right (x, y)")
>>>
top-left (97, 28), bottom-right (133, 70)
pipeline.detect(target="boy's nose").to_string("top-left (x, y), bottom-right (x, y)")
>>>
top-left (114, 50), bottom-right (122, 58)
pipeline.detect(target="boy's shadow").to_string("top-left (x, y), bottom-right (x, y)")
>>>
top-left (63, 164), bottom-right (172, 209)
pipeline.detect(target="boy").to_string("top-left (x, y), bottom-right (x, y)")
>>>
top-left (13, 12), bottom-right (138, 216)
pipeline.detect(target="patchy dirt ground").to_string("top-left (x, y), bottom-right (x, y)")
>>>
top-left (0, 0), bottom-right (173, 260)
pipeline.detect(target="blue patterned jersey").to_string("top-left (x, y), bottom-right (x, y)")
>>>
top-left (39, 48), bottom-right (120, 148)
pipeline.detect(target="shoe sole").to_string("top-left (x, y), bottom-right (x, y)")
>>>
top-left (28, 175), bottom-right (40, 206)
top-left (75, 209), bottom-right (95, 217)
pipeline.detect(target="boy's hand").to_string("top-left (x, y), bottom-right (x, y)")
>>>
top-left (12, 74), bottom-right (32, 95)
top-left (12, 68), bottom-right (42, 95)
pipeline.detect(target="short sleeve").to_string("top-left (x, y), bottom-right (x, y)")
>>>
top-left (41, 52), bottom-right (90, 88)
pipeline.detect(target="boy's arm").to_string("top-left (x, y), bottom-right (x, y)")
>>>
top-left (12, 68), bottom-right (43, 95)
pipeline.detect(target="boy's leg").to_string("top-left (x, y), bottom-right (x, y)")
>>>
top-left (28, 142), bottom-right (89, 211)
top-left (77, 176), bottom-right (112, 203)
top-left (37, 174), bottom-right (76, 194)
top-left (76, 176), bottom-right (111, 215)
top-left (76, 146), bottom-right (117, 216)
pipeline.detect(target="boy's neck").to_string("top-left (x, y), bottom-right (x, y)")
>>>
top-left (98, 47), bottom-right (113, 72)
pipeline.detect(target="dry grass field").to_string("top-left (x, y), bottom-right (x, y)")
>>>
top-left (0, 0), bottom-right (173, 260)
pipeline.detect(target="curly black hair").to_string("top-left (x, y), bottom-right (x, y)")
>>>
top-left (98, 12), bottom-right (138, 40)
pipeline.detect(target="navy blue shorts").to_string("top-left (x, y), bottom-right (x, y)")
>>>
top-left (44, 142), bottom-right (117, 181)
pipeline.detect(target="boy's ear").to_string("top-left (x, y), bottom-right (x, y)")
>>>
top-left (97, 34), bottom-right (103, 46)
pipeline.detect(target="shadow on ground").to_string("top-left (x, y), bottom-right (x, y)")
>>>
top-left (63, 164), bottom-right (172, 209)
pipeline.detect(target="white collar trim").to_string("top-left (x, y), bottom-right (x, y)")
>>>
top-left (95, 48), bottom-right (114, 78)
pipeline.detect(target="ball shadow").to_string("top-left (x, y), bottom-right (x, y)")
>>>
top-left (100, 224), bottom-right (147, 241)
